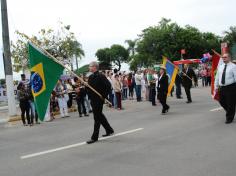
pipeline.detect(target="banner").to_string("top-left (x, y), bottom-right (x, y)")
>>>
top-left (28, 43), bottom-right (64, 121)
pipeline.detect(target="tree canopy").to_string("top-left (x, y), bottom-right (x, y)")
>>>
top-left (223, 26), bottom-right (236, 59)
top-left (130, 18), bottom-right (221, 70)
top-left (95, 44), bottom-right (129, 71)
top-left (11, 22), bottom-right (84, 73)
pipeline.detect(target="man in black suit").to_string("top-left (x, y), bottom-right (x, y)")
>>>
top-left (157, 66), bottom-right (169, 114)
top-left (86, 61), bottom-right (114, 144)
top-left (182, 64), bottom-right (197, 103)
top-left (214, 53), bottom-right (236, 124)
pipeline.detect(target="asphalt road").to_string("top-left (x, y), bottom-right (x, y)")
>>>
top-left (0, 87), bottom-right (235, 176)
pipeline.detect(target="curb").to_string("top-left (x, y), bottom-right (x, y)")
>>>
top-left (8, 115), bottom-right (21, 122)
top-left (2, 107), bottom-right (78, 124)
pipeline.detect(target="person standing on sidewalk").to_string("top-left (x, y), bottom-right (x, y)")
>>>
top-left (17, 82), bottom-right (31, 126)
top-left (86, 61), bottom-right (114, 144)
top-left (74, 77), bottom-right (89, 117)
top-left (135, 71), bottom-right (142, 102)
top-left (113, 74), bottom-right (122, 110)
top-left (215, 53), bottom-right (236, 124)
top-left (55, 79), bottom-right (69, 118)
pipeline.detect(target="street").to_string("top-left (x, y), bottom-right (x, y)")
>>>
top-left (0, 87), bottom-right (236, 176)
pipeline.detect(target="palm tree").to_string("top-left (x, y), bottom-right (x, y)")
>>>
top-left (125, 39), bottom-right (137, 56)
top-left (73, 41), bottom-right (85, 71)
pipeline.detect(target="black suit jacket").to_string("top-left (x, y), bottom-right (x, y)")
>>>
top-left (182, 67), bottom-right (197, 88)
top-left (87, 71), bottom-right (111, 103)
top-left (157, 74), bottom-right (169, 95)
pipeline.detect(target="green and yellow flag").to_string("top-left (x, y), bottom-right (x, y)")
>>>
top-left (28, 43), bottom-right (64, 121)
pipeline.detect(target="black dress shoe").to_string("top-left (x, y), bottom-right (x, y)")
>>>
top-left (177, 97), bottom-right (183, 99)
top-left (86, 139), bottom-right (98, 144)
top-left (102, 132), bottom-right (114, 137)
top-left (225, 120), bottom-right (233, 124)
top-left (161, 109), bottom-right (166, 114)
top-left (186, 101), bottom-right (192, 103)
top-left (166, 106), bottom-right (169, 112)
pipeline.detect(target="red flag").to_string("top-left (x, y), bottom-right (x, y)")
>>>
top-left (211, 54), bottom-right (220, 97)
top-left (173, 59), bottom-right (200, 65)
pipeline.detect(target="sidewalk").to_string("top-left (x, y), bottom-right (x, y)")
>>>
top-left (0, 104), bottom-right (21, 124)
top-left (0, 104), bottom-right (79, 125)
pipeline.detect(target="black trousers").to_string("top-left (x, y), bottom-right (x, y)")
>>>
top-left (67, 93), bottom-right (73, 108)
top-left (175, 82), bottom-right (182, 98)
top-left (128, 86), bottom-right (134, 98)
top-left (90, 100), bottom-right (114, 140)
top-left (20, 100), bottom-right (30, 125)
top-left (76, 97), bottom-right (87, 115)
top-left (219, 83), bottom-right (236, 122)
top-left (149, 87), bottom-right (152, 102)
top-left (158, 92), bottom-right (169, 113)
top-left (184, 86), bottom-right (192, 102)
top-left (151, 88), bottom-right (156, 105)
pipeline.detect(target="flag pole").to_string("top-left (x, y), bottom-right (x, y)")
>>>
top-left (212, 49), bottom-right (221, 57)
top-left (19, 32), bottom-right (112, 105)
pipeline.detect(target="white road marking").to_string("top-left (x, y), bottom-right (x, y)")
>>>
top-left (210, 107), bottom-right (223, 112)
top-left (21, 128), bottom-right (144, 160)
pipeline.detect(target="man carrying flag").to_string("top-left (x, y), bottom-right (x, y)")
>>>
top-left (86, 61), bottom-right (114, 144)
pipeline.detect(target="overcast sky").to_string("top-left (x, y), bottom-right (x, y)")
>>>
top-left (0, 0), bottom-right (236, 79)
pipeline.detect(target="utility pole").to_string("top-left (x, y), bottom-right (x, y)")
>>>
top-left (1, 0), bottom-right (16, 116)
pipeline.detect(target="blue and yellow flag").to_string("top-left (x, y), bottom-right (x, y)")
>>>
top-left (162, 56), bottom-right (179, 96)
top-left (28, 43), bottom-right (64, 121)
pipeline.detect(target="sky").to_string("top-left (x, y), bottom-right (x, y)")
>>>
top-left (0, 0), bottom-right (236, 79)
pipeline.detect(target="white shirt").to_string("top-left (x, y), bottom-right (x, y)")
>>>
top-left (135, 74), bottom-right (142, 85)
top-left (157, 74), bottom-right (164, 88)
top-left (215, 62), bottom-right (236, 88)
top-left (107, 76), bottom-right (113, 86)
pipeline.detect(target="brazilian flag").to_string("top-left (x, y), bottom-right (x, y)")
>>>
top-left (28, 43), bottom-right (64, 121)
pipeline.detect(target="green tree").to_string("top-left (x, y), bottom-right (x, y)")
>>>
top-left (223, 26), bottom-right (236, 46)
top-left (11, 22), bottom-right (84, 73)
top-left (95, 45), bottom-right (129, 71)
top-left (132, 18), bottom-right (220, 68)
top-left (95, 48), bottom-right (111, 64)
top-left (223, 26), bottom-right (236, 59)
top-left (11, 39), bottom-right (28, 72)
top-left (0, 79), bottom-right (6, 86)
top-left (109, 44), bottom-right (129, 71)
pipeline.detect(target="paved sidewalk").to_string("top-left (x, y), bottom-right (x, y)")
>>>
top-left (0, 104), bottom-right (20, 124)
